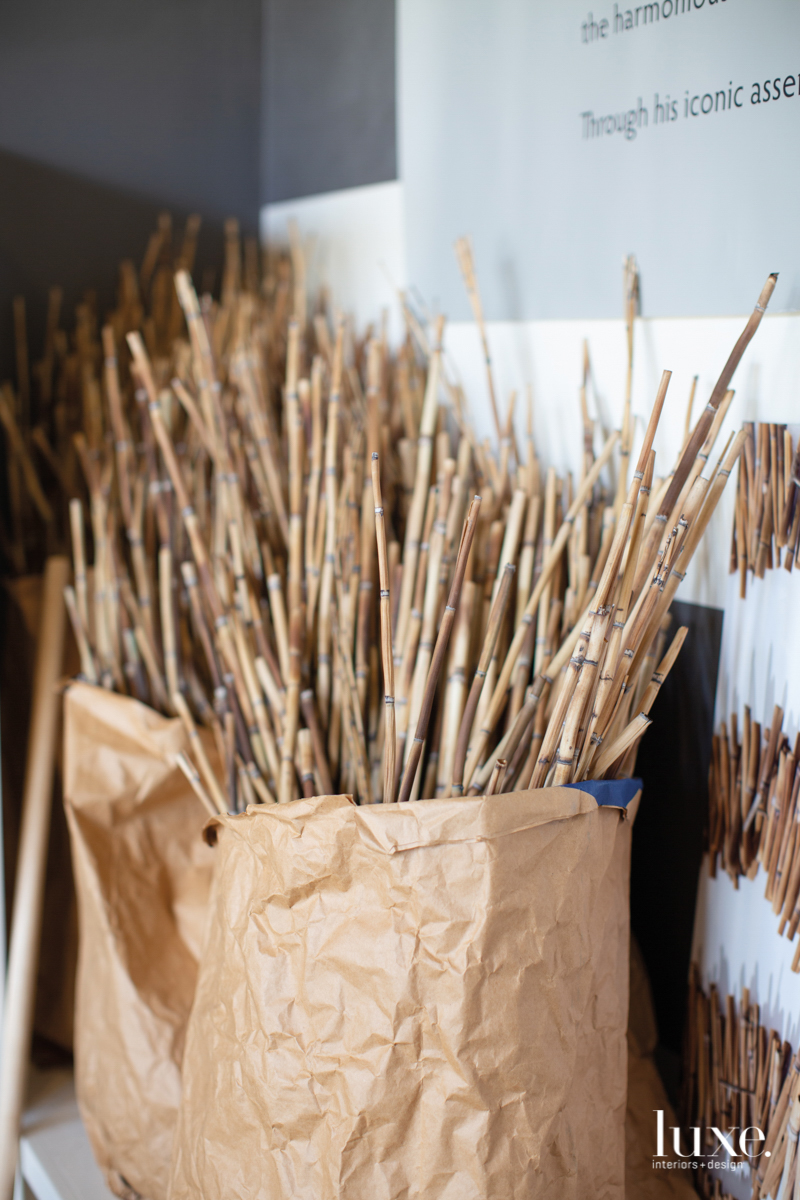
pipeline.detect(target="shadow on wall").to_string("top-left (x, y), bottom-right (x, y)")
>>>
top-left (0, 148), bottom-right (229, 382)
top-left (632, 598), bottom-right (724, 1057)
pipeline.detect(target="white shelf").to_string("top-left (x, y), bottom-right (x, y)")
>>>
top-left (18, 1070), bottom-right (115, 1200)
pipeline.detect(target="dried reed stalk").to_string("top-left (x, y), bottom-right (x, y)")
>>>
top-left (8, 212), bottom-right (758, 816)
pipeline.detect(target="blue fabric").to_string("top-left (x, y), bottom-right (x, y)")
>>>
top-left (566, 778), bottom-right (641, 809)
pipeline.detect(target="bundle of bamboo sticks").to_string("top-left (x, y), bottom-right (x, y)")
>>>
top-left (731, 421), bottom-right (800, 595)
top-left (4, 211), bottom-right (775, 812)
top-left (708, 700), bottom-right (800, 970)
top-left (0, 213), bottom-right (228, 576)
top-left (683, 967), bottom-right (800, 1199)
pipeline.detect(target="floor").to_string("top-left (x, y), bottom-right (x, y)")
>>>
top-left (17, 1069), bottom-right (113, 1200)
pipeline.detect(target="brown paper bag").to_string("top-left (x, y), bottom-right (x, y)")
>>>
top-left (63, 682), bottom-right (217, 1200)
top-left (170, 781), bottom-right (640, 1200)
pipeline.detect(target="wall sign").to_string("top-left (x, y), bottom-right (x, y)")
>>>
top-left (399, 0), bottom-right (800, 319)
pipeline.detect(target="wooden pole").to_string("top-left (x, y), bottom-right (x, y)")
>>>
top-left (0, 555), bottom-right (69, 1200)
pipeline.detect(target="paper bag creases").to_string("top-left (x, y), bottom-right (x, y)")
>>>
top-left (63, 683), bottom-right (216, 1200)
top-left (170, 785), bottom-right (637, 1200)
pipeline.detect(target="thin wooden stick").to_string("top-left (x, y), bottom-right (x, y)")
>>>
top-left (454, 237), bottom-right (503, 444)
top-left (172, 692), bottom-right (228, 816)
top-left (317, 323), bottom-right (345, 725)
top-left (486, 758), bottom-right (507, 797)
top-left (63, 585), bottom-right (98, 684)
top-left (0, 557), bottom-right (69, 1200)
top-left (372, 453), bottom-right (397, 802)
top-left (279, 607), bottom-right (303, 804)
top-left (159, 546), bottom-right (179, 707)
top-left (298, 729), bottom-right (316, 798)
top-left (300, 689), bottom-right (334, 794)
top-left (175, 751), bottom-right (218, 818)
top-left (450, 562), bottom-right (514, 797)
top-left (0, 387), bottom-right (53, 525)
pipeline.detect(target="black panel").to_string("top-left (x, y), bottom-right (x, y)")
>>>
top-left (632, 599), bottom-right (724, 1054)
top-left (263, 0), bottom-right (397, 203)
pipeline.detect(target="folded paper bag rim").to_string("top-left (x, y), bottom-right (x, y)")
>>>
top-left (202, 778), bottom-right (642, 853)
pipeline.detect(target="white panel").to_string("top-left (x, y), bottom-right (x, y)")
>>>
top-left (692, 863), bottom-right (800, 1047)
top-left (261, 180), bottom-right (407, 343)
top-left (716, 557), bottom-right (800, 731)
top-left (690, 508), bottom-right (800, 1030)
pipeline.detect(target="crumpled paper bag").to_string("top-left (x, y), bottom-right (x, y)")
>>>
top-left (170, 781), bottom-right (639, 1200)
top-left (63, 682), bottom-right (217, 1200)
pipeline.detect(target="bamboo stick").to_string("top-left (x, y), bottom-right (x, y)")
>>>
top-left (454, 238), bottom-right (503, 445)
top-left (317, 323), bottom-right (345, 725)
top-left (172, 692), bottom-right (228, 815)
top-left (175, 751), bottom-right (218, 818)
top-left (614, 255), bottom-right (639, 516)
top-left (371, 453), bottom-right (397, 802)
top-left (299, 689), bottom-right (333, 794)
top-left (0, 386), bottom-right (53, 525)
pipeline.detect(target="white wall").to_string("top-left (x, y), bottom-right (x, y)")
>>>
top-left (261, 180), bottom-right (407, 344)
top-left (690, 543), bottom-right (800, 1048)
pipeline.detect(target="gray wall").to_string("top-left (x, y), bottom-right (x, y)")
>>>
top-left (262, 0), bottom-right (396, 203)
top-left (0, 0), bottom-right (261, 380)
top-left (0, 0), bottom-right (399, 380)
top-left (0, 0), bottom-right (261, 223)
